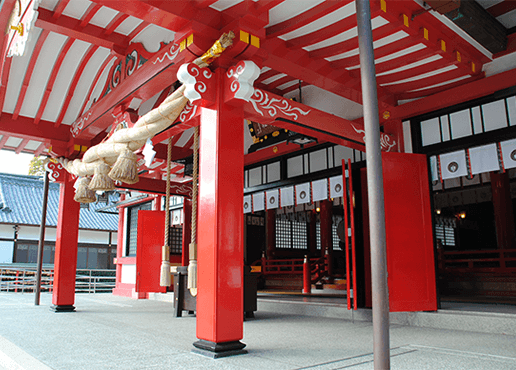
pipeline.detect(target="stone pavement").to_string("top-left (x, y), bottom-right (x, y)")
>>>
top-left (0, 292), bottom-right (515, 369)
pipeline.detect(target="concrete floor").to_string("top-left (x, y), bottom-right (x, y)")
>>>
top-left (0, 292), bottom-right (515, 370)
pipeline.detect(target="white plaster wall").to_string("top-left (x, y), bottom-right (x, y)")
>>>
top-left (403, 120), bottom-right (413, 153)
top-left (9, 225), bottom-right (112, 245)
top-left (121, 264), bottom-right (136, 284)
top-left (78, 229), bottom-right (109, 244)
top-left (17, 226), bottom-right (41, 241)
top-left (284, 85), bottom-right (364, 121)
top-left (0, 241), bottom-right (14, 263)
top-left (0, 224), bottom-right (15, 239)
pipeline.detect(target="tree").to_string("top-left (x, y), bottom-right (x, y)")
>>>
top-left (28, 156), bottom-right (47, 176)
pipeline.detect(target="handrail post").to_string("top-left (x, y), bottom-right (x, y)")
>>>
top-left (15, 271), bottom-right (19, 293)
top-left (303, 256), bottom-right (311, 294)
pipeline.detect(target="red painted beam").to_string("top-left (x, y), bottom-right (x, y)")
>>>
top-left (377, 57), bottom-right (446, 85)
top-left (54, 45), bottom-right (100, 127)
top-left (266, 0), bottom-right (348, 39)
top-left (0, 135), bottom-right (8, 150)
top-left (34, 142), bottom-right (47, 156)
top-left (71, 44), bottom-right (189, 140)
top-left (115, 176), bottom-right (192, 197)
top-left (395, 73), bottom-right (483, 101)
top-left (244, 140), bottom-right (321, 166)
top-left (80, 3), bottom-right (102, 28)
top-left (486, 0), bottom-right (516, 18)
top-left (242, 88), bottom-right (397, 152)
top-left (0, 113), bottom-right (71, 144)
top-left (52, 0), bottom-right (71, 19)
top-left (0, 57), bottom-right (12, 119)
top-left (285, 8), bottom-right (361, 50)
top-left (36, 8), bottom-right (127, 54)
top-left (15, 138), bottom-right (30, 154)
top-left (384, 68), bottom-right (516, 122)
top-left (332, 38), bottom-right (423, 71)
top-left (384, 67), bottom-right (467, 95)
top-left (104, 13), bottom-right (129, 36)
top-left (374, 46), bottom-right (439, 75)
top-left (0, 0), bottom-right (16, 113)
top-left (34, 38), bottom-right (74, 125)
top-left (253, 0), bottom-right (285, 14)
top-left (309, 15), bottom-right (395, 60)
top-left (12, 30), bottom-right (50, 120)
top-left (263, 37), bottom-right (396, 109)
top-left (91, 0), bottom-right (222, 32)
top-left (126, 20), bottom-right (150, 42)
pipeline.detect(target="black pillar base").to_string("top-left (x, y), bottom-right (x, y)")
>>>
top-left (50, 305), bottom-right (75, 313)
top-left (192, 340), bottom-right (247, 359)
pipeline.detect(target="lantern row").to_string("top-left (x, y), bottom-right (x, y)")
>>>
top-left (430, 138), bottom-right (516, 182)
top-left (243, 175), bottom-right (347, 214)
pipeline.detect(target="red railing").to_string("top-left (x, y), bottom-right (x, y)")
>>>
top-left (439, 248), bottom-right (516, 273)
top-left (255, 256), bottom-right (331, 294)
top-left (261, 257), bottom-right (305, 274)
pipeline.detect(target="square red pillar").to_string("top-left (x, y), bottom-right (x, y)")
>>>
top-left (51, 173), bottom-right (80, 312)
top-left (193, 69), bottom-right (246, 358)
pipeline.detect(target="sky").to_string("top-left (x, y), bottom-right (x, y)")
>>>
top-left (0, 151), bottom-right (34, 175)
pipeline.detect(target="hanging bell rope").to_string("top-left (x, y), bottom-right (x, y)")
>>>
top-left (187, 126), bottom-right (199, 296)
top-left (160, 136), bottom-right (173, 287)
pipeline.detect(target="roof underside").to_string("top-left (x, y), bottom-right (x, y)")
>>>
top-left (0, 0), bottom-right (515, 181)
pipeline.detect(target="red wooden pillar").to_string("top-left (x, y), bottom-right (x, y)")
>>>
top-left (193, 69), bottom-right (246, 357)
top-left (51, 173), bottom-right (80, 312)
top-left (182, 199), bottom-right (192, 267)
top-left (320, 199), bottom-right (333, 276)
top-left (266, 209), bottom-right (276, 259)
top-left (491, 172), bottom-right (516, 250)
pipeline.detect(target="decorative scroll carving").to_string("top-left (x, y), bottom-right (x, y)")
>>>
top-left (153, 43), bottom-right (180, 64)
top-left (170, 184), bottom-right (193, 198)
top-left (249, 90), bottom-right (311, 120)
top-left (179, 102), bottom-right (198, 122)
top-left (71, 112), bottom-right (92, 138)
top-left (177, 63), bottom-right (214, 105)
top-left (350, 124), bottom-right (397, 152)
top-left (45, 161), bottom-right (66, 183)
top-left (225, 60), bottom-right (260, 102)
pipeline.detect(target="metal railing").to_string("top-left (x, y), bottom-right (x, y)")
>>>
top-left (0, 265), bottom-right (116, 293)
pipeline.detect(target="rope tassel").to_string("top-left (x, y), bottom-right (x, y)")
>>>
top-left (74, 177), bottom-right (96, 203)
top-left (109, 148), bottom-right (139, 184)
top-left (89, 162), bottom-right (115, 192)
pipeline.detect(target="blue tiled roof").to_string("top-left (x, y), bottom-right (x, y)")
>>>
top-left (0, 173), bottom-right (118, 231)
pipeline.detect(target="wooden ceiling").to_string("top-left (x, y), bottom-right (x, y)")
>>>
top-left (0, 0), bottom-right (515, 180)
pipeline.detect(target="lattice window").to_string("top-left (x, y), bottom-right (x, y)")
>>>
top-left (316, 222), bottom-right (321, 250)
top-left (275, 218), bottom-right (308, 249)
top-left (435, 224), bottom-right (456, 247)
top-left (292, 221), bottom-right (307, 249)
top-left (169, 226), bottom-right (183, 254)
top-left (332, 224), bottom-right (340, 250)
top-left (276, 219), bottom-right (291, 249)
top-left (126, 202), bottom-right (152, 256)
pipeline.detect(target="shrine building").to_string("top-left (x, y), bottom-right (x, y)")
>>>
top-left (0, 0), bottom-right (515, 360)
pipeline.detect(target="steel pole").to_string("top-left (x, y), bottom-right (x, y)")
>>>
top-left (35, 170), bottom-right (50, 305)
top-left (355, 0), bottom-right (390, 369)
